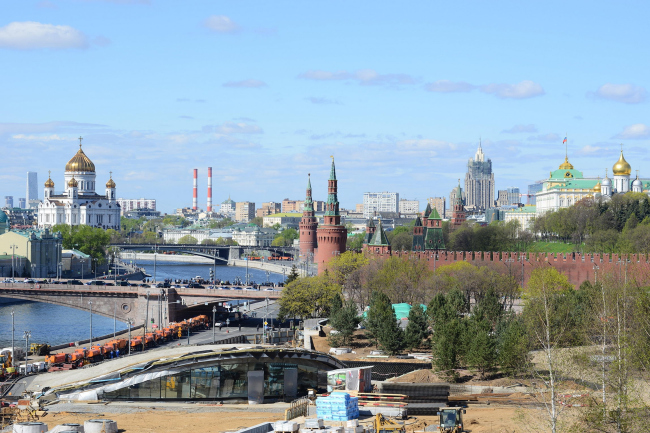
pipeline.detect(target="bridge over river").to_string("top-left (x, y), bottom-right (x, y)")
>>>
top-left (111, 244), bottom-right (298, 264)
top-left (0, 282), bottom-right (281, 326)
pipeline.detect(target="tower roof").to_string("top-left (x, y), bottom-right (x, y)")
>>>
top-left (106, 172), bottom-right (116, 188)
top-left (414, 215), bottom-right (422, 227)
top-left (559, 156), bottom-right (574, 170)
top-left (423, 202), bottom-right (432, 218)
top-left (367, 218), bottom-right (375, 228)
top-left (368, 219), bottom-right (390, 246)
top-left (44, 170), bottom-right (54, 188)
top-left (66, 138), bottom-right (95, 173)
top-left (428, 207), bottom-right (442, 219)
top-left (329, 156), bottom-right (336, 180)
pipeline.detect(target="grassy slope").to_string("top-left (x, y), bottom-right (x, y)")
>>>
top-left (527, 241), bottom-right (578, 253)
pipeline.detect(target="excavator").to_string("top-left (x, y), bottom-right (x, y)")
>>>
top-left (437, 407), bottom-right (466, 433)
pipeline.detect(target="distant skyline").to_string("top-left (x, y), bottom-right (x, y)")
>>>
top-left (1, 1), bottom-right (648, 213)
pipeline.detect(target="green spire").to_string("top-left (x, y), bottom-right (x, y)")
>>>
top-left (428, 207), bottom-right (441, 220)
top-left (329, 156), bottom-right (336, 180)
top-left (368, 219), bottom-right (390, 246)
top-left (304, 173), bottom-right (313, 212)
top-left (424, 202), bottom-right (432, 218)
top-left (307, 173), bottom-right (312, 190)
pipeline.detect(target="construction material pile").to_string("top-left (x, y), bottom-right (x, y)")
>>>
top-left (316, 392), bottom-right (360, 421)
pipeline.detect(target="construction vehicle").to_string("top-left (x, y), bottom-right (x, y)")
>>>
top-left (373, 414), bottom-right (405, 433)
top-left (437, 407), bottom-right (466, 433)
top-left (30, 343), bottom-right (50, 356)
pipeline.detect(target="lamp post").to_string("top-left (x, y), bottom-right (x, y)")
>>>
top-left (127, 318), bottom-right (134, 356)
top-left (23, 331), bottom-right (31, 375)
top-left (153, 243), bottom-right (157, 283)
top-left (145, 291), bottom-right (150, 333)
top-left (113, 300), bottom-right (117, 337)
top-left (11, 309), bottom-right (14, 368)
top-left (89, 301), bottom-right (93, 347)
top-left (10, 244), bottom-right (17, 279)
top-left (212, 306), bottom-right (217, 344)
top-left (187, 318), bottom-right (192, 345)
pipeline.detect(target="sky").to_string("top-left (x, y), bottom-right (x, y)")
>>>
top-left (1, 1), bottom-right (649, 213)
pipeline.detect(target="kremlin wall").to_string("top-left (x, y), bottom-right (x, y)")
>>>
top-left (366, 249), bottom-right (646, 288)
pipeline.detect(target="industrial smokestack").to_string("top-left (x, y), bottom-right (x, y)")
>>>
top-left (207, 167), bottom-right (213, 212)
top-left (193, 169), bottom-right (198, 210)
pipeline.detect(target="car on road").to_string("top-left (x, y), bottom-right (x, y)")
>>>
top-left (23, 279), bottom-right (35, 284)
top-left (232, 287), bottom-right (243, 290)
top-left (67, 279), bottom-right (83, 285)
top-left (244, 287), bottom-right (257, 291)
top-left (263, 288), bottom-right (276, 291)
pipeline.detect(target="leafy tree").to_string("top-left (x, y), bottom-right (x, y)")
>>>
top-left (209, 217), bottom-right (235, 229)
top-left (464, 316), bottom-right (496, 377)
top-left (495, 311), bottom-right (529, 375)
top-left (250, 216), bottom-right (263, 227)
top-left (404, 304), bottom-right (428, 350)
top-left (177, 235), bottom-right (198, 245)
top-left (428, 290), bottom-right (465, 380)
top-left (162, 215), bottom-right (189, 227)
top-left (364, 290), bottom-right (392, 346)
top-left (120, 216), bottom-right (145, 233)
top-left (272, 228), bottom-right (299, 246)
top-left (277, 274), bottom-right (340, 320)
top-left (347, 233), bottom-right (365, 251)
top-left (201, 239), bottom-right (218, 245)
top-left (285, 265), bottom-right (299, 284)
top-left (52, 224), bottom-right (111, 262)
top-left (327, 251), bottom-right (370, 288)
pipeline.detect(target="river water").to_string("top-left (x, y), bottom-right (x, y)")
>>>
top-left (0, 262), bottom-right (285, 348)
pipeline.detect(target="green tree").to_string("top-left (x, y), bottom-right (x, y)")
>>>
top-left (177, 235), bottom-right (198, 245)
top-left (404, 304), bottom-right (428, 350)
top-left (250, 216), bottom-right (263, 227)
top-left (162, 215), bottom-right (189, 227)
top-left (428, 290), bottom-right (466, 381)
top-left (277, 274), bottom-right (340, 320)
top-left (495, 312), bottom-right (529, 375)
top-left (201, 239), bottom-right (218, 245)
top-left (347, 233), bottom-right (365, 251)
top-left (285, 265), bottom-right (299, 284)
top-left (272, 228), bottom-right (299, 246)
top-left (52, 224), bottom-right (111, 262)
top-left (464, 316), bottom-right (496, 377)
top-left (364, 290), bottom-right (392, 346)
top-left (329, 298), bottom-right (361, 347)
top-left (377, 306), bottom-right (405, 355)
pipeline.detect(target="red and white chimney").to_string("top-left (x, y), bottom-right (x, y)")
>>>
top-left (207, 167), bottom-right (213, 212)
top-left (192, 168), bottom-right (198, 210)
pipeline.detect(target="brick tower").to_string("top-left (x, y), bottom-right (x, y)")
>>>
top-left (451, 180), bottom-right (466, 227)
top-left (315, 157), bottom-right (347, 273)
top-left (299, 174), bottom-right (318, 258)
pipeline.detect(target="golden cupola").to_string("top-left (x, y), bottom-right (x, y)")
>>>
top-left (559, 156), bottom-right (574, 170)
top-left (106, 175), bottom-right (116, 188)
top-left (65, 143), bottom-right (96, 173)
top-left (612, 150), bottom-right (631, 176)
top-left (44, 171), bottom-right (54, 188)
top-left (68, 177), bottom-right (78, 188)
top-left (593, 181), bottom-right (601, 193)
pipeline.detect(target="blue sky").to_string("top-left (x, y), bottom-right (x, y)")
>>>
top-left (1, 1), bottom-right (648, 213)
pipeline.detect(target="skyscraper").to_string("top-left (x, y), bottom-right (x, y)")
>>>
top-left (464, 142), bottom-right (495, 212)
top-left (26, 172), bottom-right (38, 205)
top-left (506, 187), bottom-right (520, 206)
top-left (363, 192), bottom-right (399, 218)
top-left (4, 196), bottom-right (13, 208)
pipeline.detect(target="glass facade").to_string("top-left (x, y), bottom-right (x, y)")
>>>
top-left (103, 359), bottom-right (319, 401)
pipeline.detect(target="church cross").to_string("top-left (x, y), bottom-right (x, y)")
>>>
top-left (79, 136), bottom-right (83, 148)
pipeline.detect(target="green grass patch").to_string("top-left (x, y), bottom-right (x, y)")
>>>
top-left (527, 241), bottom-right (578, 253)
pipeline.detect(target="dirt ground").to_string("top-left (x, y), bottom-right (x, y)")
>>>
top-left (41, 409), bottom-right (286, 433)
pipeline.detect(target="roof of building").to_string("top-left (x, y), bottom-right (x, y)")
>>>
top-left (613, 150), bottom-right (632, 176)
top-left (506, 206), bottom-right (537, 214)
top-left (66, 144), bottom-right (96, 173)
top-left (265, 212), bottom-right (302, 218)
top-left (428, 207), bottom-right (442, 220)
top-left (368, 219), bottom-right (390, 246)
top-left (547, 178), bottom-right (600, 190)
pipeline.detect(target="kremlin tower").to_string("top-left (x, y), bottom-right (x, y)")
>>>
top-left (315, 157), bottom-right (347, 273)
top-left (299, 174), bottom-right (318, 258)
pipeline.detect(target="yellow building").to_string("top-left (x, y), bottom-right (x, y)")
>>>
top-left (0, 229), bottom-right (62, 278)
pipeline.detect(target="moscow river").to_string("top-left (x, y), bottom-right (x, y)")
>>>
top-left (0, 262), bottom-right (285, 348)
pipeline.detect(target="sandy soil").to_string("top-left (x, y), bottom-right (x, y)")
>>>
top-left (41, 409), bottom-right (285, 433)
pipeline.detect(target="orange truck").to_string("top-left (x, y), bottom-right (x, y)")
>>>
top-left (45, 353), bottom-right (68, 364)
top-left (130, 337), bottom-right (143, 351)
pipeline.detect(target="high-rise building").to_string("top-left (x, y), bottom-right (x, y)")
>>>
top-left (464, 142), bottom-right (495, 212)
top-left (355, 203), bottom-right (364, 213)
top-left (235, 202), bottom-right (255, 222)
top-left (399, 199), bottom-right (419, 214)
top-left (363, 192), bottom-right (399, 218)
top-left (116, 198), bottom-right (156, 216)
top-left (26, 172), bottom-right (38, 202)
top-left (256, 202), bottom-right (282, 218)
top-left (527, 181), bottom-right (543, 205)
top-left (506, 187), bottom-right (520, 206)
top-left (282, 198), bottom-right (303, 213)
top-left (427, 197), bottom-right (446, 219)
top-left (220, 196), bottom-right (235, 215)
top-left (18, 198), bottom-right (26, 209)
top-left (315, 158), bottom-right (347, 273)
top-left (496, 190), bottom-right (509, 207)
top-left (4, 196), bottom-right (13, 208)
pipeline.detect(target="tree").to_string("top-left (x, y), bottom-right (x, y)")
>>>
top-left (201, 239), bottom-right (218, 245)
top-left (464, 316), bottom-right (496, 377)
top-left (52, 224), bottom-right (111, 262)
top-left (285, 265), bottom-right (299, 284)
top-left (364, 291), bottom-right (392, 346)
top-left (250, 217), bottom-right (263, 227)
top-left (272, 228), bottom-right (299, 246)
top-left (177, 235), bottom-right (198, 245)
top-left (495, 311), bottom-right (529, 375)
top-left (522, 267), bottom-right (573, 433)
top-left (404, 304), bottom-right (427, 350)
top-left (277, 274), bottom-right (340, 320)
top-left (329, 299), bottom-right (361, 347)
top-left (377, 306), bottom-right (405, 355)
top-left (162, 215), bottom-right (189, 227)
top-left (428, 290), bottom-right (466, 381)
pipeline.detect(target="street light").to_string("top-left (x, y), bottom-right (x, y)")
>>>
top-left (89, 301), bottom-right (93, 347)
top-left (10, 309), bottom-right (15, 368)
top-left (127, 318), bottom-right (134, 355)
top-left (10, 244), bottom-right (17, 279)
top-left (23, 331), bottom-right (31, 375)
top-left (212, 306), bottom-right (217, 344)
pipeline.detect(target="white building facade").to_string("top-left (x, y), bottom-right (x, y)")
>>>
top-left (399, 199), bottom-right (420, 215)
top-left (363, 192), bottom-right (399, 218)
top-left (116, 198), bottom-right (156, 215)
top-left (38, 142), bottom-right (121, 230)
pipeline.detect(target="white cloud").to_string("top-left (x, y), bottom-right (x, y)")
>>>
top-left (592, 83), bottom-right (647, 104)
top-left (614, 123), bottom-right (650, 139)
top-left (299, 69), bottom-right (416, 86)
top-left (578, 145), bottom-right (603, 155)
top-left (0, 121), bottom-right (107, 135)
top-left (502, 124), bottom-right (537, 133)
top-left (480, 80), bottom-right (545, 99)
top-left (527, 133), bottom-right (560, 142)
top-left (223, 79), bottom-right (267, 88)
top-left (425, 80), bottom-right (475, 93)
top-left (0, 21), bottom-right (89, 50)
top-left (204, 15), bottom-right (240, 34)
top-left (11, 134), bottom-right (66, 141)
top-left (204, 122), bottom-right (263, 135)
top-left (36, 1), bottom-right (57, 8)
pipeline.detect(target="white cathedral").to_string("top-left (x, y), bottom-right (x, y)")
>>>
top-left (38, 140), bottom-right (121, 230)
top-left (536, 147), bottom-right (647, 215)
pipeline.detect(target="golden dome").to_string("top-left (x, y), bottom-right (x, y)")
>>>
top-left (106, 176), bottom-right (116, 188)
top-left (65, 144), bottom-right (95, 173)
top-left (68, 177), bottom-right (78, 188)
top-left (612, 150), bottom-right (631, 176)
top-left (593, 181), bottom-right (601, 193)
top-left (44, 171), bottom-right (54, 188)
top-left (559, 156), bottom-right (574, 170)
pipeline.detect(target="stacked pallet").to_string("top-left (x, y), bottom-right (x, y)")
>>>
top-left (316, 392), bottom-right (360, 421)
top-left (376, 383), bottom-right (449, 415)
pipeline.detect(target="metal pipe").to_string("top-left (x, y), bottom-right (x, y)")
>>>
top-left (193, 169), bottom-right (198, 210)
top-left (11, 309), bottom-right (14, 368)
top-left (89, 301), bottom-right (93, 347)
top-left (24, 331), bottom-right (30, 375)
top-left (212, 306), bottom-right (216, 344)
top-left (207, 167), bottom-right (212, 212)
